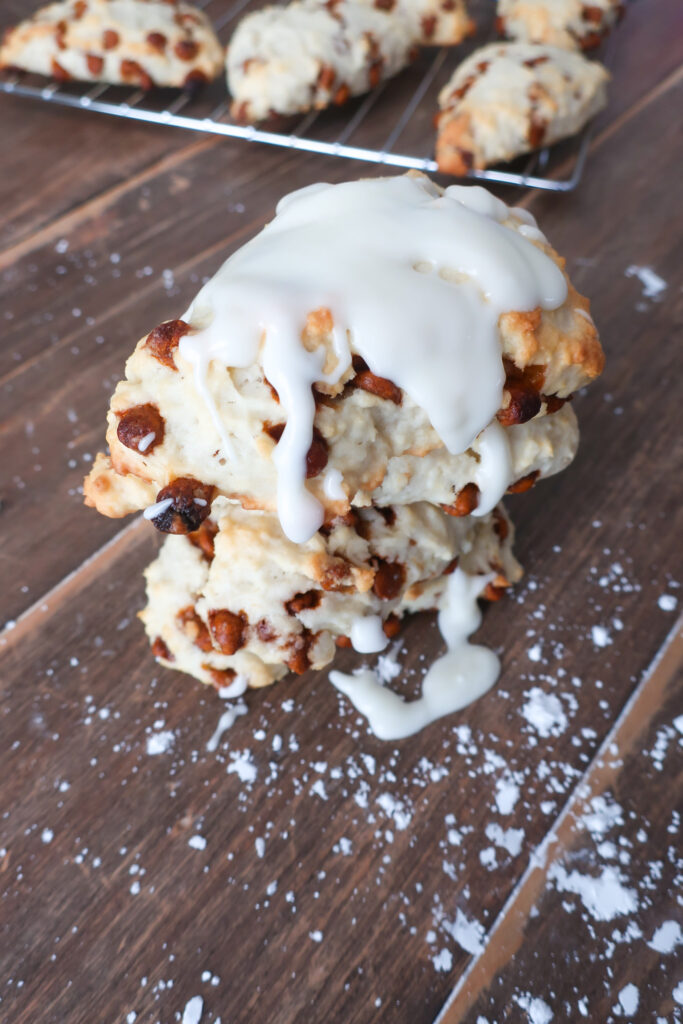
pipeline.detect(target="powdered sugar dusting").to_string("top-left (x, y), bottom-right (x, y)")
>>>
top-left (548, 863), bottom-right (638, 922)
top-left (648, 921), bottom-right (682, 954)
top-left (521, 688), bottom-right (568, 738)
top-left (625, 264), bottom-right (667, 300)
top-left (146, 729), bottom-right (175, 756)
top-left (616, 982), bottom-right (639, 1017)
top-left (514, 992), bottom-right (553, 1024)
top-left (439, 907), bottom-right (485, 956)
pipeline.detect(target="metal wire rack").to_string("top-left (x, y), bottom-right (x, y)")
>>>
top-left (0, 0), bottom-right (608, 192)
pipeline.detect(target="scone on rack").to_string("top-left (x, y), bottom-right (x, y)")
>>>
top-left (142, 498), bottom-right (521, 691)
top-left (226, 0), bottom-right (416, 123)
top-left (435, 42), bottom-right (609, 174)
top-left (352, 0), bottom-right (475, 47)
top-left (496, 0), bottom-right (624, 51)
top-left (0, 0), bottom-right (224, 89)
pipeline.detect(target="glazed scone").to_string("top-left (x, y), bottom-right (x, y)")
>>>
top-left (436, 42), bottom-right (609, 174)
top-left (84, 174), bottom-right (601, 537)
top-left (226, 0), bottom-right (416, 122)
top-left (0, 0), bottom-right (224, 89)
top-left (141, 498), bottom-right (522, 690)
top-left (496, 0), bottom-right (623, 51)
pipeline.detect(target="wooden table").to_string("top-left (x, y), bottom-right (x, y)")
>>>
top-left (1, 2), bottom-right (682, 1021)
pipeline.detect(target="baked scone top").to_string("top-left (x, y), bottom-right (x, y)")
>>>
top-left (0, 0), bottom-right (224, 89)
top-left (226, 0), bottom-right (416, 122)
top-left (84, 174), bottom-right (602, 542)
top-left (496, 0), bottom-right (623, 51)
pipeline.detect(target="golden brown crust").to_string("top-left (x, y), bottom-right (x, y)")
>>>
top-left (435, 111), bottom-right (478, 174)
top-left (83, 452), bottom-right (156, 516)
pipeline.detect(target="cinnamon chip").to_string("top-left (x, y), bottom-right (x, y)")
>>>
top-left (51, 58), bottom-right (71, 80)
top-left (187, 519), bottom-right (218, 562)
top-left (352, 356), bottom-right (402, 404)
top-left (372, 560), bottom-right (406, 600)
top-left (147, 32), bottom-right (167, 53)
top-left (177, 606), bottom-right (213, 652)
top-left (208, 609), bottom-right (248, 655)
top-left (120, 59), bottom-right (153, 90)
top-left (86, 54), bottom-right (104, 75)
top-left (285, 590), bottom-right (322, 615)
top-left (441, 483), bottom-right (480, 517)
top-left (151, 636), bottom-right (174, 662)
top-left (497, 383), bottom-right (542, 426)
top-left (116, 403), bottom-right (165, 454)
top-left (145, 319), bottom-right (190, 369)
top-left (151, 478), bottom-right (214, 535)
top-left (286, 631), bottom-right (314, 674)
top-left (506, 470), bottom-right (539, 494)
top-left (204, 666), bottom-right (237, 690)
top-left (102, 29), bottom-right (119, 50)
top-left (382, 613), bottom-right (401, 638)
top-left (174, 39), bottom-right (199, 61)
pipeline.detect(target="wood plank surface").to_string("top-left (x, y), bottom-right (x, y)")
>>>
top-left (439, 625), bottom-right (683, 1024)
top-left (0, 2), bottom-right (682, 1022)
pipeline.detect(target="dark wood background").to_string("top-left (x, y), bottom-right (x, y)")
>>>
top-left (1, 1), bottom-right (682, 1022)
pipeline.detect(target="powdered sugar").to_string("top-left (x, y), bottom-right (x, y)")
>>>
top-left (521, 689), bottom-right (568, 738)
top-left (624, 265), bottom-right (667, 300)
top-left (514, 992), bottom-right (553, 1024)
top-left (648, 920), bottom-right (682, 954)
top-left (548, 863), bottom-right (637, 922)
top-left (439, 907), bottom-right (485, 956)
top-left (616, 982), bottom-right (639, 1017)
top-left (145, 728), bottom-right (175, 756)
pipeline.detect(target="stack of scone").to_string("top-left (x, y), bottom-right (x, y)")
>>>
top-left (84, 172), bottom-right (603, 702)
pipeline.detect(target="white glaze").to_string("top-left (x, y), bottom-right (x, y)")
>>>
top-left (350, 615), bottom-right (390, 654)
top-left (575, 307), bottom-right (595, 325)
top-left (469, 420), bottom-right (512, 517)
top-left (206, 699), bottom-right (248, 752)
top-left (330, 569), bottom-right (499, 739)
top-left (138, 431), bottom-right (156, 453)
top-left (218, 674), bottom-right (248, 700)
top-left (180, 175), bottom-right (567, 543)
top-left (323, 468), bottom-right (346, 502)
top-left (142, 497), bottom-right (173, 520)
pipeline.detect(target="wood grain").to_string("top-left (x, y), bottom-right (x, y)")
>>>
top-left (438, 624), bottom-right (683, 1023)
top-left (0, 3), bottom-right (682, 1023)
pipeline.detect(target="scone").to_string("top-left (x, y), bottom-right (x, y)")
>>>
top-left (84, 173), bottom-right (604, 717)
top-left (226, 0), bottom-right (416, 122)
top-left (0, 0), bottom-right (224, 89)
top-left (496, 0), bottom-right (624, 51)
top-left (84, 174), bottom-right (602, 543)
top-left (141, 498), bottom-right (522, 690)
top-left (436, 42), bottom-right (609, 174)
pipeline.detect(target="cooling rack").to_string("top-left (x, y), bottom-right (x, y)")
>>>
top-left (0, 0), bottom-right (607, 192)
